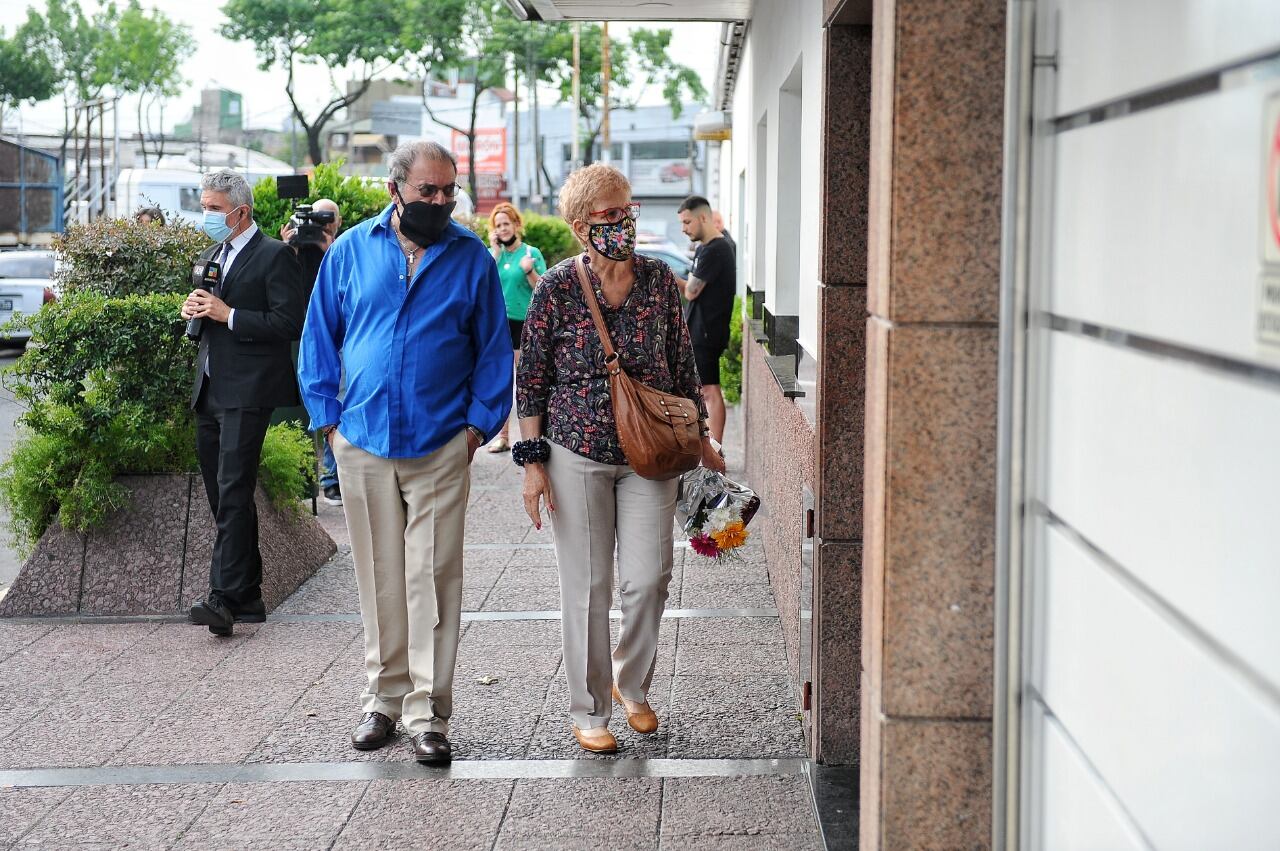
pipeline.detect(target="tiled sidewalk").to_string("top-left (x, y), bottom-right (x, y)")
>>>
top-left (0, 414), bottom-right (828, 850)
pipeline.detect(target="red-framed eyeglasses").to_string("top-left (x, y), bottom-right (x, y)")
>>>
top-left (588, 203), bottom-right (641, 224)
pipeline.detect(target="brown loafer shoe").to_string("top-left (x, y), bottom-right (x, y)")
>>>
top-left (351, 711), bottom-right (395, 751)
top-left (410, 731), bottom-right (453, 765)
top-left (572, 725), bottom-right (617, 753)
top-left (612, 685), bottom-right (659, 734)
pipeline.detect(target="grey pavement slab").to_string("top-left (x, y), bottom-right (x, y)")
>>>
top-left (13, 782), bottom-right (215, 849)
top-left (0, 787), bottom-right (72, 846)
top-left (679, 580), bottom-right (779, 610)
top-left (661, 775), bottom-right (824, 844)
top-left (171, 780), bottom-right (367, 850)
top-left (330, 778), bottom-right (512, 850)
top-left (495, 777), bottom-right (661, 849)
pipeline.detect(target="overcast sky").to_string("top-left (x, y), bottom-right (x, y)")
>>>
top-left (0, 1), bottom-right (721, 137)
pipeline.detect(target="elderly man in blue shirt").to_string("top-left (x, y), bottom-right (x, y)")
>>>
top-left (298, 140), bottom-right (512, 765)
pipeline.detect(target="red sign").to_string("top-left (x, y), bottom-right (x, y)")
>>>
top-left (452, 128), bottom-right (507, 175)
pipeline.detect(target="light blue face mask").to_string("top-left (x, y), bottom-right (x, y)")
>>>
top-left (202, 207), bottom-right (240, 242)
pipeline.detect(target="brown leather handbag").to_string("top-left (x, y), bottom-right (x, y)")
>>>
top-left (574, 255), bottom-right (702, 480)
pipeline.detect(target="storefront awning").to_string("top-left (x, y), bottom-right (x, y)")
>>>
top-left (504, 0), bottom-right (752, 22)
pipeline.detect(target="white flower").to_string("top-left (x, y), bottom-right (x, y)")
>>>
top-left (706, 506), bottom-right (738, 532)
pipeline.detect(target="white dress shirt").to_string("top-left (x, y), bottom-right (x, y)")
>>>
top-left (220, 222), bottom-right (258, 330)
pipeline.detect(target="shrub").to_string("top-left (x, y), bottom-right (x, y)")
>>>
top-left (258, 423), bottom-right (315, 517)
top-left (466, 210), bottom-right (579, 267)
top-left (720, 296), bottom-right (744, 405)
top-left (54, 218), bottom-right (211, 297)
top-left (0, 293), bottom-right (197, 550)
top-left (252, 160), bottom-right (390, 240)
top-left (0, 274), bottom-right (314, 553)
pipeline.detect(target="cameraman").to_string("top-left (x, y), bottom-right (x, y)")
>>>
top-left (280, 197), bottom-right (345, 505)
top-left (280, 197), bottom-right (341, 253)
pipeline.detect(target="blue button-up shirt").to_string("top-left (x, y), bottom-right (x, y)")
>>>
top-left (298, 205), bottom-right (513, 459)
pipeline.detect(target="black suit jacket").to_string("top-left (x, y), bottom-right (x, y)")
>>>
top-left (190, 228), bottom-right (306, 410)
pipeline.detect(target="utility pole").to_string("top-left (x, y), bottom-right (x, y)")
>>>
top-left (601, 22), bottom-right (611, 164)
top-left (512, 54), bottom-right (521, 210)
top-left (571, 23), bottom-right (580, 168)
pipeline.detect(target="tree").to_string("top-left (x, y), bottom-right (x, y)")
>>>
top-left (400, 1), bottom-right (563, 204)
top-left (220, 0), bottom-right (405, 166)
top-left (542, 25), bottom-right (707, 164)
top-left (0, 11), bottom-right (58, 135)
top-left (41, 0), bottom-right (117, 104)
top-left (98, 1), bottom-right (195, 167)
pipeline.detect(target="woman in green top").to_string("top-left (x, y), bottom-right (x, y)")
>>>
top-left (488, 201), bottom-right (548, 452)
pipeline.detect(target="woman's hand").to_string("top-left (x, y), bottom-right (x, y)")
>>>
top-left (519, 254), bottom-right (535, 274)
top-left (700, 436), bottom-right (726, 474)
top-left (522, 462), bottom-right (555, 530)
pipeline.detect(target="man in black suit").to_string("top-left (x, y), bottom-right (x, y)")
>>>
top-left (181, 169), bottom-right (306, 636)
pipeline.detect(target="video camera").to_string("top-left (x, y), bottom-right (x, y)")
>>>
top-left (276, 175), bottom-right (334, 252)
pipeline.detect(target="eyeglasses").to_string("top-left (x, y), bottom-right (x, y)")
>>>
top-left (400, 181), bottom-right (461, 200)
top-left (588, 203), bottom-right (640, 224)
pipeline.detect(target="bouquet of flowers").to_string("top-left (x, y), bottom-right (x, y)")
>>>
top-left (675, 467), bottom-right (761, 560)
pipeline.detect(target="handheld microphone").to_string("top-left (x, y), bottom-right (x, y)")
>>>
top-left (185, 257), bottom-right (222, 341)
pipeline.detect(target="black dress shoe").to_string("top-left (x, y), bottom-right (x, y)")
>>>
top-left (189, 598), bottom-right (234, 637)
top-left (232, 598), bottom-right (266, 623)
top-left (351, 712), bottom-right (396, 751)
top-left (410, 731), bottom-right (452, 765)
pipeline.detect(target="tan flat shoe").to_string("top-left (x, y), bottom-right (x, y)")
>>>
top-left (486, 437), bottom-right (510, 453)
top-left (572, 725), bottom-right (617, 753)
top-left (612, 684), bottom-right (659, 734)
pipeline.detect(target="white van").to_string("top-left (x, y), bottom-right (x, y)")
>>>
top-left (114, 168), bottom-right (207, 227)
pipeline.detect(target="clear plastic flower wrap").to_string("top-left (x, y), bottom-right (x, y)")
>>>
top-left (675, 467), bottom-right (761, 560)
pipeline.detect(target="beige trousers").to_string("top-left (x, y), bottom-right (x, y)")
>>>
top-left (545, 441), bottom-right (678, 730)
top-left (333, 429), bottom-right (469, 736)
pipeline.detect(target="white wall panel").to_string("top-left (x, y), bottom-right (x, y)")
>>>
top-left (1056, 0), bottom-right (1280, 114)
top-left (1052, 80), bottom-right (1280, 368)
top-left (1043, 331), bottom-right (1280, 690)
top-left (1036, 523), bottom-right (1280, 850)
top-left (1037, 713), bottom-right (1147, 851)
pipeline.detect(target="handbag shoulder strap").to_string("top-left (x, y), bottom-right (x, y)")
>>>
top-left (574, 254), bottom-right (621, 369)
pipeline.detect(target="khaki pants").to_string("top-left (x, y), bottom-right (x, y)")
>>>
top-left (333, 430), bottom-right (469, 736)
top-left (545, 441), bottom-right (678, 730)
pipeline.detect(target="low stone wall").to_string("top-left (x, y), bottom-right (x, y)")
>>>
top-left (0, 474), bottom-right (335, 617)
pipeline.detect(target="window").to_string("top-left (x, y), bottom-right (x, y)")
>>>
top-left (179, 188), bottom-right (202, 213)
top-left (630, 140), bottom-right (689, 160)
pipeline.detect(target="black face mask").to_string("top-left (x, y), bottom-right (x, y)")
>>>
top-left (498, 234), bottom-right (518, 247)
top-left (395, 190), bottom-right (456, 246)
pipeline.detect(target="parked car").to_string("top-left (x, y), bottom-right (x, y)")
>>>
top-left (0, 249), bottom-right (57, 347)
top-left (638, 247), bottom-right (692, 279)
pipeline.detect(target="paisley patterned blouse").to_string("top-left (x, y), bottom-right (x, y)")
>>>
top-left (516, 253), bottom-right (708, 465)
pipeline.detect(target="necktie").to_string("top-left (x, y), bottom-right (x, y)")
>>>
top-left (201, 242), bottom-right (233, 378)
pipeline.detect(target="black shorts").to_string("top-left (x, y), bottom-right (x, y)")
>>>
top-left (508, 318), bottom-right (524, 351)
top-left (693, 345), bottom-right (724, 386)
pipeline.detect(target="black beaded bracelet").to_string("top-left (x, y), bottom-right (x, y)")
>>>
top-left (512, 438), bottom-right (551, 467)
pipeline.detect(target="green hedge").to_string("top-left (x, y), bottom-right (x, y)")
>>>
top-left (54, 218), bottom-right (210, 297)
top-left (720, 295), bottom-right (744, 405)
top-left (0, 221), bottom-right (314, 553)
top-left (252, 161), bottom-right (391, 240)
top-left (465, 211), bottom-right (580, 268)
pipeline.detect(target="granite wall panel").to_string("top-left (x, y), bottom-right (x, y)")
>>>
top-left (880, 719), bottom-right (993, 849)
top-left (815, 541), bottom-right (862, 762)
top-left (868, 0), bottom-right (1005, 324)
top-left (744, 337), bottom-right (816, 722)
top-left (880, 325), bottom-right (998, 719)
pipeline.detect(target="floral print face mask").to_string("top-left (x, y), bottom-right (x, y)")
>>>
top-left (588, 216), bottom-right (637, 261)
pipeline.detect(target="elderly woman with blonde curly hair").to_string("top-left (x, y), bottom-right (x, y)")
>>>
top-left (513, 164), bottom-right (725, 753)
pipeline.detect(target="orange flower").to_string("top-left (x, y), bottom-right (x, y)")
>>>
top-left (711, 521), bottom-right (748, 550)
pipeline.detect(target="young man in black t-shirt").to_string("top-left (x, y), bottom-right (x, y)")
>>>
top-left (675, 195), bottom-right (736, 444)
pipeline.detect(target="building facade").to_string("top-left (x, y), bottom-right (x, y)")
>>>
top-left (508, 0), bottom-right (1280, 847)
